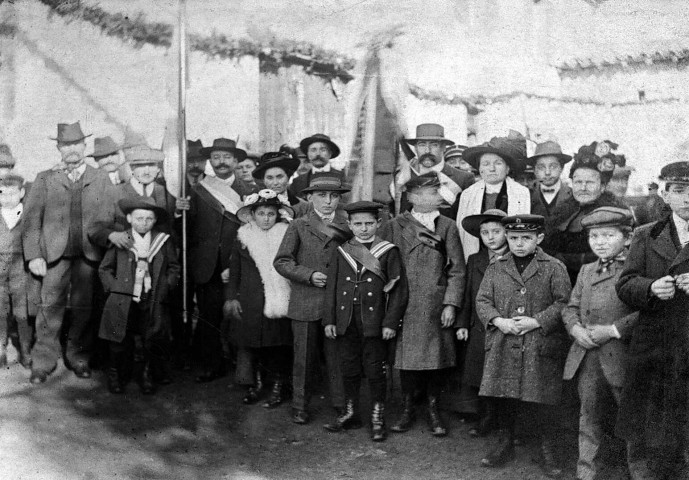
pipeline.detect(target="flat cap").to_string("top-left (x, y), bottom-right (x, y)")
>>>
top-left (581, 206), bottom-right (634, 230)
top-left (125, 145), bottom-right (165, 165)
top-left (502, 214), bottom-right (545, 232)
top-left (445, 144), bottom-right (468, 160)
top-left (405, 172), bottom-right (440, 190)
top-left (659, 162), bottom-right (689, 184)
top-left (344, 201), bottom-right (384, 215)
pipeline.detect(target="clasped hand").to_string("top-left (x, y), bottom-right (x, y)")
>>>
top-left (493, 316), bottom-right (539, 336)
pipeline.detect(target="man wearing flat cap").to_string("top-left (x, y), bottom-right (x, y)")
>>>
top-left (23, 122), bottom-right (114, 384)
top-left (397, 124), bottom-right (474, 219)
top-left (176, 137), bottom-right (258, 383)
top-left (89, 136), bottom-right (126, 186)
top-left (289, 134), bottom-right (344, 199)
top-left (528, 141), bottom-right (573, 218)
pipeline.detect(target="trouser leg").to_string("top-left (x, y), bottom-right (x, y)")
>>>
top-left (323, 324), bottom-right (344, 409)
top-left (291, 320), bottom-right (320, 411)
top-left (195, 270), bottom-right (224, 373)
top-left (65, 257), bottom-right (96, 367)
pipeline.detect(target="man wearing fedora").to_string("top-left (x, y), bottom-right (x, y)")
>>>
top-left (288, 134), bottom-right (344, 199)
top-left (23, 121), bottom-right (114, 383)
top-left (528, 141), bottom-right (573, 218)
top-left (185, 139), bottom-right (206, 189)
top-left (89, 136), bottom-right (127, 186)
top-left (397, 124), bottom-right (474, 219)
top-left (176, 137), bottom-right (258, 383)
top-left (275, 172), bottom-right (351, 424)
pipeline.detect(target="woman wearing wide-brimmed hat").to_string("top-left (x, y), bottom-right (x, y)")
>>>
top-left (252, 151), bottom-right (310, 219)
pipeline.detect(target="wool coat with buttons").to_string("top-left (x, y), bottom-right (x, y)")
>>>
top-left (380, 212), bottom-right (465, 370)
top-left (476, 247), bottom-right (572, 405)
top-left (323, 238), bottom-right (408, 337)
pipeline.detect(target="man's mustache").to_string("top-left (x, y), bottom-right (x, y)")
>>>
top-left (419, 153), bottom-right (439, 164)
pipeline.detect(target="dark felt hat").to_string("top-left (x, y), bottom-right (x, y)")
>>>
top-left (527, 141), bottom-right (572, 166)
top-left (187, 139), bottom-right (204, 160)
top-left (461, 209), bottom-right (507, 238)
top-left (462, 130), bottom-right (526, 172)
top-left (404, 172), bottom-right (441, 191)
top-left (0, 144), bottom-right (15, 168)
top-left (502, 214), bottom-right (545, 232)
top-left (236, 189), bottom-right (295, 224)
top-left (88, 136), bottom-right (120, 158)
top-left (659, 161), bottom-right (689, 184)
top-left (301, 172), bottom-right (351, 194)
top-left (50, 122), bottom-right (91, 143)
top-left (299, 134), bottom-right (340, 159)
top-left (405, 124), bottom-right (454, 146)
top-left (200, 138), bottom-right (247, 161)
top-left (581, 206), bottom-right (634, 230)
top-left (252, 151), bottom-right (300, 180)
top-left (118, 196), bottom-right (168, 224)
top-left (344, 201), bottom-right (384, 216)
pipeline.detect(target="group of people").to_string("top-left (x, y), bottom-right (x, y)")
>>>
top-left (0, 119), bottom-right (685, 479)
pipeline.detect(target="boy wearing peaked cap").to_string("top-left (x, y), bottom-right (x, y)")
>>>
top-left (476, 214), bottom-right (571, 477)
top-left (562, 206), bottom-right (637, 480)
top-left (615, 161), bottom-right (689, 478)
top-left (323, 201), bottom-right (408, 442)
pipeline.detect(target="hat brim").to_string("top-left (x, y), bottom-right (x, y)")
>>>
top-left (121, 204), bottom-right (169, 224)
top-left (50, 133), bottom-right (93, 142)
top-left (527, 153), bottom-right (572, 166)
top-left (462, 146), bottom-right (518, 171)
top-left (199, 146), bottom-right (247, 161)
top-left (299, 137), bottom-right (341, 159)
top-left (301, 185), bottom-right (351, 194)
top-left (252, 157), bottom-right (301, 180)
top-left (89, 148), bottom-right (120, 158)
top-left (406, 137), bottom-right (454, 147)
top-left (461, 213), bottom-right (507, 238)
top-left (237, 203), bottom-right (295, 224)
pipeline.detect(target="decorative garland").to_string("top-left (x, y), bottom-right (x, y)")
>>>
top-left (38, 0), bottom-right (355, 81)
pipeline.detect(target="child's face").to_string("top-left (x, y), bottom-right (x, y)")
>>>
top-left (307, 191), bottom-right (341, 215)
top-left (252, 205), bottom-right (278, 231)
top-left (479, 221), bottom-right (507, 252)
top-left (126, 209), bottom-right (157, 235)
top-left (506, 231), bottom-right (544, 257)
top-left (0, 185), bottom-right (24, 209)
top-left (347, 212), bottom-right (380, 242)
top-left (663, 182), bottom-right (689, 221)
top-left (588, 226), bottom-right (629, 261)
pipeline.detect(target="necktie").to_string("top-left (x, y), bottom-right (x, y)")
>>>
top-left (542, 187), bottom-right (555, 194)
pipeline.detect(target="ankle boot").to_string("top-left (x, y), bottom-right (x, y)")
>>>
top-left (537, 435), bottom-right (563, 478)
top-left (243, 370), bottom-right (264, 404)
top-left (371, 402), bottom-right (387, 442)
top-left (481, 429), bottom-right (515, 467)
top-left (18, 343), bottom-right (32, 369)
top-left (263, 378), bottom-right (286, 409)
top-left (391, 394), bottom-right (415, 433)
top-left (427, 395), bottom-right (447, 437)
top-left (107, 367), bottom-right (124, 394)
top-left (324, 399), bottom-right (362, 432)
top-left (139, 363), bottom-right (155, 395)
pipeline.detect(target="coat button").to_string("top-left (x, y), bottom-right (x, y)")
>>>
top-left (368, 292), bottom-right (373, 297)
top-left (367, 278), bottom-right (372, 282)
top-left (517, 306), bottom-right (525, 314)
top-left (520, 288), bottom-right (526, 294)
top-left (346, 277), bottom-right (351, 281)
top-left (369, 307), bottom-right (374, 311)
top-left (341, 306), bottom-right (345, 310)
top-left (343, 291), bottom-right (347, 295)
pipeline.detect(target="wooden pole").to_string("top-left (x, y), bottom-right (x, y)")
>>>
top-left (178, 0), bottom-right (189, 325)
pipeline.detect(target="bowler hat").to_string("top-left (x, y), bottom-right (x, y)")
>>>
top-left (236, 189), bottom-right (295, 224)
top-left (301, 172), bottom-right (351, 194)
top-left (405, 124), bottom-right (454, 147)
top-left (344, 201), bottom-right (384, 216)
top-left (659, 162), bottom-right (689, 185)
top-left (88, 136), bottom-right (120, 158)
top-left (462, 130), bottom-right (526, 173)
top-left (581, 206), bottom-right (634, 230)
top-left (200, 138), bottom-right (247, 161)
top-left (527, 141), bottom-right (571, 166)
top-left (252, 151), bottom-right (300, 180)
top-left (125, 145), bottom-right (165, 165)
top-left (187, 139), bottom-right (204, 160)
top-left (502, 214), bottom-right (545, 232)
top-left (118, 196), bottom-right (168, 224)
top-left (0, 144), bottom-right (15, 168)
top-left (461, 209), bottom-right (507, 238)
top-left (404, 172), bottom-right (441, 191)
top-left (299, 134), bottom-right (341, 159)
top-left (50, 122), bottom-right (91, 143)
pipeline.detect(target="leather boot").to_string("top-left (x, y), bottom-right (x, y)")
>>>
top-left (390, 394), bottom-right (416, 433)
top-left (263, 378), bottom-right (287, 409)
top-left (427, 395), bottom-right (447, 437)
top-left (139, 363), bottom-right (156, 395)
top-left (107, 367), bottom-right (124, 394)
top-left (18, 343), bottom-right (32, 369)
top-left (481, 429), bottom-right (515, 467)
top-left (536, 435), bottom-right (563, 478)
top-left (370, 402), bottom-right (387, 442)
top-left (324, 399), bottom-right (363, 432)
top-left (243, 370), bottom-right (264, 404)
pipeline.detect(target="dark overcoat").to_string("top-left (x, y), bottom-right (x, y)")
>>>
top-left (98, 230), bottom-right (180, 343)
top-left (379, 212), bottom-right (465, 370)
top-left (274, 210), bottom-right (351, 322)
top-left (476, 248), bottom-right (571, 405)
top-left (562, 259), bottom-right (638, 385)
top-left (615, 216), bottom-right (689, 447)
top-left (324, 238), bottom-right (408, 337)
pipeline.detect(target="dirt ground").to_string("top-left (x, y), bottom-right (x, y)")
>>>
top-left (0, 348), bottom-right (630, 480)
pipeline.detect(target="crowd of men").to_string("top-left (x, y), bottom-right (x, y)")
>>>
top-left (0, 119), bottom-right (685, 480)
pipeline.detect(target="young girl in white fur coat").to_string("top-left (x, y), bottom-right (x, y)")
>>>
top-left (225, 190), bottom-right (294, 408)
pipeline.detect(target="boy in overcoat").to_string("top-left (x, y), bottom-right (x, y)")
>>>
top-left (99, 197), bottom-right (179, 395)
top-left (476, 214), bottom-right (571, 477)
top-left (323, 201), bottom-right (408, 442)
top-left (562, 206), bottom-right (638, 480)
top-left (379, 173), bottom-right (465, 437)
top-left (274, 173), bottom-right (351, 425)
top-left (615, 162), bottom-right (689, 479)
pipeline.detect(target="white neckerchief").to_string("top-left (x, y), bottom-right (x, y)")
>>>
top-left (411, 209), bottom-right (439, 232)
top-left (218, 174), bottom-right (235, 185)
top-left (674, 213), bottom-right (689, 246)
top-left (315, 210), bottom-right (335, 224)
top-left (130, 178), bottom-right (154, 197)
top-left (312, 164), bottom-right (331, 174)
top-left (1, 203), bottom-right (22, 230)
top-left (540, 179), bottom-right (561, 204)
top-left (484, 181), bottom-right (504, 194)
top-left (109, 171), bottom-right (121, 185)
top-left (68, 163), bottom-right (86, 182)
top-left (132, 230), bottom-right (152, 258)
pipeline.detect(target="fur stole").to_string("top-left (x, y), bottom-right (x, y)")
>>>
top-left (237, 222), bottom-right (291, 319)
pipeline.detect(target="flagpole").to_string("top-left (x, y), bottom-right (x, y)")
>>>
top-left (178, 0), bottom-right (189, 325)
